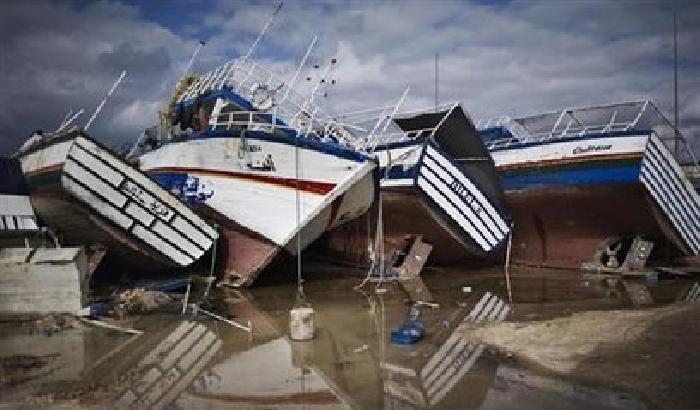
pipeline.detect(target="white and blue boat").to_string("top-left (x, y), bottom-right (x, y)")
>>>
top-left (477, 100), bottom-right (700, 268)
top-left (135, 56), bottom-right (377, 286)
top-left (322, 103), bottom-right (511, 264)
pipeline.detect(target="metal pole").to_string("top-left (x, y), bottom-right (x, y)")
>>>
top-left (243, 2), bottom-right (283, 60)
top-left (85, 70), bottom-right (126, 131)
top-left (280, 36), bottom-right (317, 104)
top-left (435, 53), bottom-right (439, 109)
top-left (504, 224), bottom-right (514, 306)
top-left (673, 12), bottom-right (680, 157)
top-left (296, 129), bottom-right (302, 296)
top-left (183, 41), bottom-right (205, 78)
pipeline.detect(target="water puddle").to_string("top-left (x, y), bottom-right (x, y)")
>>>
top-left (2, 266), bottom-right (694, 409)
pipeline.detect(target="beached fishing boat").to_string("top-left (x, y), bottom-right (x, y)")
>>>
top-left (135, 56), bottom-right (376, 286)
top-left (321, 103), bottom-right (511, 264)
top-left (15, 130), bottom-right (218, 270)
top-left (0, 158), bottom-right (39, 236)
top-left (478, 100), bottom-right (700, 268)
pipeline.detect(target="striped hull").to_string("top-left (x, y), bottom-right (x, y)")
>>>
top-left (320, 141), bottom-right (510, 264)
top-left (139, 135), bottom-right (375, 286)
top-left (18, 133), bottom-right (217, 270)
top-left (491, 133), bottom-right (700, 267)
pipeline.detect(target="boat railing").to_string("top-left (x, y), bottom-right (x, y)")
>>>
top-left (336, 102), bottom-right (457, 152)
top-left (176, 57), bottom-right (330, 134)
top-left (209, 110), bottom-right (300, 136)
top-left (479, 100), bottom-right (698, 167)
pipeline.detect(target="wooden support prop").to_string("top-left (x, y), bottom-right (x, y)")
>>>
top-left (396, 235), bottom-right (434, 303)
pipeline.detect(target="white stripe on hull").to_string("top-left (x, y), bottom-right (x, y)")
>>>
top-left (0, 194), bottom-right (38, 231)
top-left (425, 146), bottom-right (508, 236)
top-left (422, 155), bottom-right (502, 244)
top-left (415, 145), bottom-right (508, 252)
top-left (19, 134), bottom-right (217, 267)
top-left (641, 134), bottom-right (700, 254)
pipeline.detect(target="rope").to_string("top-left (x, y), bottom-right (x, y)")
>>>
top-left (294, 128), bottom-right (308, 307)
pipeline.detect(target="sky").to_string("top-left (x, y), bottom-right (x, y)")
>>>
top-left (0, 0), bottom-right (698, 156)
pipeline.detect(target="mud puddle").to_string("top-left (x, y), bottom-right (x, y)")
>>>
top-left (0, 265), bottom-right (697, 409)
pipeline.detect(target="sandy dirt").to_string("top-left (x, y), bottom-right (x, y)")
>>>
top-left (462, 303), bottom-right (700, 410)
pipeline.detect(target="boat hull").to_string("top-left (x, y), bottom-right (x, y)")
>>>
top-left (320, 139), bottom-right (510, 264)
top-left (140, 134), bottom-right (376, 285)
top-left (492, 133), bottom-right (700, 268)
top-left (17, 132), bottom-right (217, 270)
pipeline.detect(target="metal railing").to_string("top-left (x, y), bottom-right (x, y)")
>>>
top-left (177, 57), bottom-right (331, 135)
top-left (336, 102), bottom-right (459, 152)
top-left (478, 100), bottom-right (698, 167)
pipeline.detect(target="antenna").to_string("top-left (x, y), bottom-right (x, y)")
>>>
top-left (435, 53), bottom-right (439, 109)
top-left (243, 2), bottom-right (283, 60)
top-left (182, 41), bottom-right (206, 79)
top-left (673, 12), bottom-right (679, 157)
top-left (279, 36), bottom-right (318, 104)
top-left (85, 70), bottom-right (126, 131)
top-left (300, 57), bottom-right (337, 134)
top-left (58, 109), bottom-right (73, 130)
top-left (56, 108), bottom-right (85, 133)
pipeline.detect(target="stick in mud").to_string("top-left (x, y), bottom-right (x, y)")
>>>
top-left (188, 304), bottom-right (252, 333)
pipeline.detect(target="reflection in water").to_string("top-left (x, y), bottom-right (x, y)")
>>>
top-left (179, 337), bottom-right (346, 409)
top-left (116, 320), bottom-right (222, 409)
top-left (0, 271), bottom-right (663, 409)
top-left (383, 292), bottom-right (510, 409)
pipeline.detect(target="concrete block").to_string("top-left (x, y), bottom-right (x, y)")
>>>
top-left (0, 246), bottom-right (89, 314)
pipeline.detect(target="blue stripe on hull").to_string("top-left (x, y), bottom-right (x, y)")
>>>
top-left (501, 163), bottom-right (641, 191)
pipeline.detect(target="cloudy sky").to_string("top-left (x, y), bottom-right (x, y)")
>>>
top-left (1, 0), bottom-right (698, 156)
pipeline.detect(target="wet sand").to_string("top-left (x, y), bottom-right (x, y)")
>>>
top-left (463, 303), bottom-right (700, 410)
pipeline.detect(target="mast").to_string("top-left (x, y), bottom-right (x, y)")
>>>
top-left (673, 12), bottom-right (679, 157)
top-left (85, 70), bottom-right (126, 131)
top-left (243, 2), bottom-right (283, 60)
top-left (435, 53), bottom-right (439, 109)
top-left (182, 41), bottom-right (205, 79)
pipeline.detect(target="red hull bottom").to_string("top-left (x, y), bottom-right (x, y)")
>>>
top-left (219, 228), bottom-right (280, 287)
top-left (318, 188), bottom-right (481, 265)
top-left (506, 183), bottom-right (678, 268)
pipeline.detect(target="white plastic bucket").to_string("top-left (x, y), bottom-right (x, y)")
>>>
top-left (290, 306), bottom-right (314, 341)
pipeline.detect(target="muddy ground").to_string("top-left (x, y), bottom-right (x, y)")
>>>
top-left (463, 302), bottom-right (700, 410)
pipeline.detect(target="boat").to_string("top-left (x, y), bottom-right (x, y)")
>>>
top-left (319, 103), bottom-right (511, 265)
top-left (0, 157), bottom-right (39, 238)
top-left (15, 129), bottom-right (218, 270)
top-left (477, 100), bottom-right (700, 269)
top-left (135, 56), bottom-right (377, 286)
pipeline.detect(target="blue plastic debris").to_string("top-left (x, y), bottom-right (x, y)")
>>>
top-left (390, 304), bottom-right (425, 345)
top-left (391, 320), bottom-right (425, 345)
top-left (89, 302), bottom-right (110, 317)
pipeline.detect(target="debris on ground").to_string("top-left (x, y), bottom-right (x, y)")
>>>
top-left (32, 314), bottom-right (84, 336)
top-left (353, 344), bottom-right (369, 353)
top-left (112, 288), bottom-right (172, 319)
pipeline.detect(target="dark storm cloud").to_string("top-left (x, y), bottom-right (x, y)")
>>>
top-left (0, 0), bottom-right (699, 156)
top-left (0, 0), bottom-right (190, 155)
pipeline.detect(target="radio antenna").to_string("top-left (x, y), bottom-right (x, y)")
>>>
top-left (243, 2), bottom-right (283, 59)
top-left (85, 70), bottom-right (126, 131)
